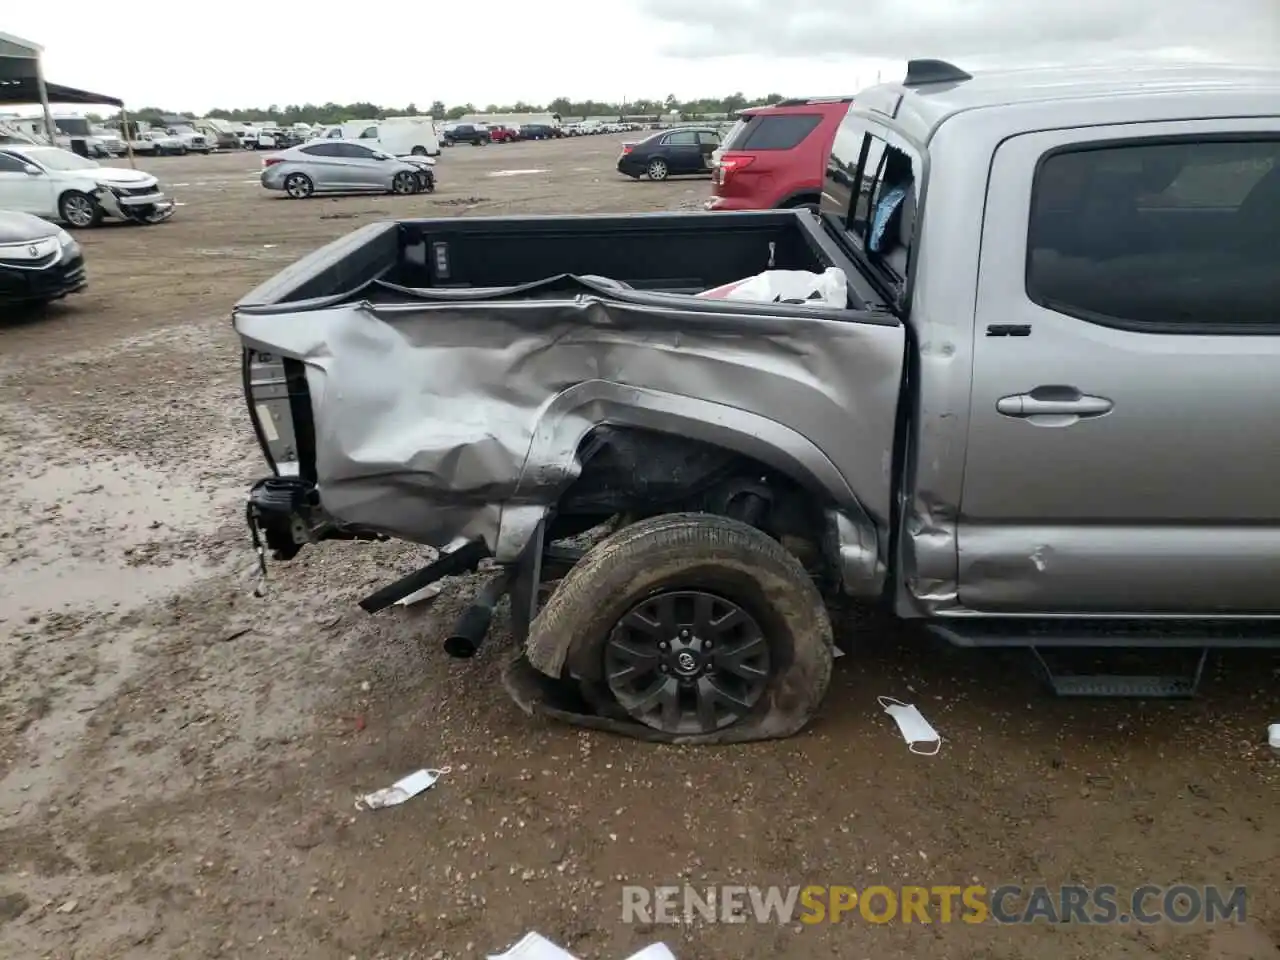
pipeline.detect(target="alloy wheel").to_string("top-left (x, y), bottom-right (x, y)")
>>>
top-left (604, 589), bottom-right (771, 735)
top-left (63, 195), bottom-right (95, 227)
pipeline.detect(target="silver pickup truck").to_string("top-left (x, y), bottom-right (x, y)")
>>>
top-left (233, 60), bottom-right (1280, 744)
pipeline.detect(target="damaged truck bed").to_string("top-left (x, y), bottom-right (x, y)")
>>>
top-left (234, 62), bottom-right (1280, 743)
top-left (235, 209), bottom-right (903, 742)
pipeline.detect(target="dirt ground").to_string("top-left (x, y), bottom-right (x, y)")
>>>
top-left (1, 136), bottom-right (1278, 960)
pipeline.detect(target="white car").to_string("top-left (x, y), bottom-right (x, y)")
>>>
top-left (0, 145), bottom-right (175, 228)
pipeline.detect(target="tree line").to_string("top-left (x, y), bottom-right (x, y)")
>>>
top-left (91, 94), bottom-right (788, 126)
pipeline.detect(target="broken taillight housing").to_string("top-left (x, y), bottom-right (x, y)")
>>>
top-left (716, 154), bottom-right (756, 185)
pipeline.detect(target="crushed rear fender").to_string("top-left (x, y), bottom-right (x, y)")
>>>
top-left (233, 283), bottom-right (905, 584)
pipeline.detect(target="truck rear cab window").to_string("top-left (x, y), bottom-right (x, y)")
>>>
top-left (823, 115), bottom-right (920, 294)
top-left (735, 114), bottom-right (823, 150)
top-left (1026, 138), bottom-right (1280, 331)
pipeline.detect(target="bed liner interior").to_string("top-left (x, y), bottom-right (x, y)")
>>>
top-left (237, 211), bottom-right (883, 312)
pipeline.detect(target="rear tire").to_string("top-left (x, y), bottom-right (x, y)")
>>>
top-left (411, 145), bottom-right (427, 156)
top-left (527, 513), bottom-right (834, 743)
top-left (646, 158), bottom-right (669, 181)
top-left (283, 173), bottom-right (314, 199)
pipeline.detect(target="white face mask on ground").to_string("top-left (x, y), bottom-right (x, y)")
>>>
top-left (878, 697), bottom-right (943, 756)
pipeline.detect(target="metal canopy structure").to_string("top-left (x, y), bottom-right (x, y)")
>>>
top-left (0, 78), bottom-right (124, 107)
top-left (0, 32), bottom-right (125, 154)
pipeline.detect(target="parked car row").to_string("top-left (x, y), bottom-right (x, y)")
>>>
top-left (0, 144), bottom-right (181, 310)
top-left (613, 97), bottom-right (855, 220)
top-left (564, 121), bottom-right (647, 135)
top-left (438, 122), bottom-right (564, 146)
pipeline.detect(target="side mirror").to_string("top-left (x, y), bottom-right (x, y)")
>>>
top-left (24, 164), bottom-right (42, 176)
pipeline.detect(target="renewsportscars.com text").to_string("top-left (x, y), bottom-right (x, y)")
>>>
top-left (621, 884), bottom-right (1247, 925)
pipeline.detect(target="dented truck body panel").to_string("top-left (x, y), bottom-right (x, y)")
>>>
top-left (234, 279), bottom-right (906, 591)
top-left (234, 63), bottom-right (1280, 705)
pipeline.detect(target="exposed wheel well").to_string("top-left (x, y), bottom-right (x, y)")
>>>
top-left (549, 425), bottom-right (833, 579)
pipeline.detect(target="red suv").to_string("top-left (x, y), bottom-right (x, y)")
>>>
top-left (706, 96), bottom-right (854, 212)
top-left (488, 125), bottom-right (520, 143)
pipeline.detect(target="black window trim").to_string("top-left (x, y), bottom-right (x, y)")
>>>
top-left (823, 117), bottom-right (928, 314)
top-left (1024, 132), bottom-right (1280, 338)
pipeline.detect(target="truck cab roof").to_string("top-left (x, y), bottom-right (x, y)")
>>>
top-left (858, 61), bottom-right (1280, 145)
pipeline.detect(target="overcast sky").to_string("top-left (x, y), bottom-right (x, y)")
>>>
top-left (4, 0), bottom-right (1278, 114)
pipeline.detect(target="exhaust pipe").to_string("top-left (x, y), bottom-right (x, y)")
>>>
top-left (444, 568), bottom-right (515, 659)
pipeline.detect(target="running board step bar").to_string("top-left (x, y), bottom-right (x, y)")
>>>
top-left (1029, 647), bottom-right (1209, 699)
top-left (925, 618), bottom-right (1280, 649)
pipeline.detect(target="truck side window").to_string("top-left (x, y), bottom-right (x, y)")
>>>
top-left (853, 137), bottom-right (915, 277)
top-left (823, 112), bottom-right (920, 292)
top-left (1026, 138), bottom-right (1280, 330)
top-left (360, 126), bottom-right (378, 139)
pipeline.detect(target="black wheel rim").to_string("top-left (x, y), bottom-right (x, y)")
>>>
top-left (604, 590), bottom-right (770, 735)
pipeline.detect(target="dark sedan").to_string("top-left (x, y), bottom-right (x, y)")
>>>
top-left (0, 210), bottom-right (86, 308)
top-left (616, 127), bottom-right (722, 181)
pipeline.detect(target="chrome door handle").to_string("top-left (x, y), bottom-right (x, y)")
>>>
top-left (996, 391), bottom-right (1113, 419)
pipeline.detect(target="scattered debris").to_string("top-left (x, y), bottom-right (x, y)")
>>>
top-left (396, 581), bottom-right (443, 606)
top-left (488, 932), bottom-right (675, 960)
top-left (877, 696), bottom-right (943, 756)
top-left (356, 767), bottom-right (450, 811)
top-left (1269, 722), bottom-right (1280, 755)
top-left (56, 899), bottom-right (78, 914)
top-left (696, 267), bottom-right (849, 308)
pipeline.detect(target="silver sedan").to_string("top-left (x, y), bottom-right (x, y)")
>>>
top-left (260, 141), bottom-right (432, 198)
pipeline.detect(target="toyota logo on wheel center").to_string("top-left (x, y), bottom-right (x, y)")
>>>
top-left (676, 651), bottom-right (697, 673)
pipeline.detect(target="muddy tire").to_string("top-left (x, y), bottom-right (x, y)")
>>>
top-left (526, 512), bottom-right (834, 744)
top-left (59, 190), bottom-right (102, 228)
